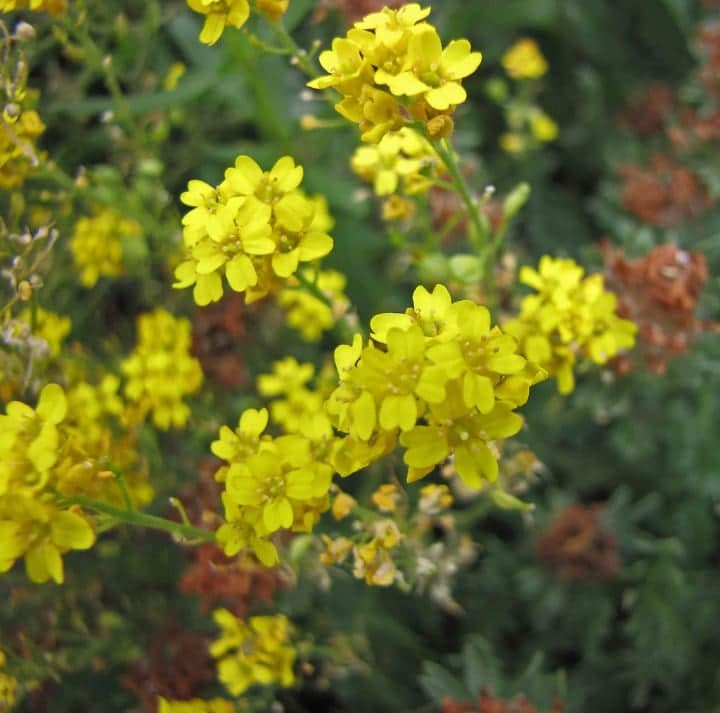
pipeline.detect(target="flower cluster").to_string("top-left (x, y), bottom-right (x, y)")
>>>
top-left (490, 38), bottom-right (558, 154)
top-left (212, 358), bottom-right (338, 564)
top-left (536, 504), bottom-right (620, 581)
top-left (618, 154), bottom-right (711, 227)
top-left (0, 0), bottom-right (64, 13)
top-left (186, 0), bottom-right (289, 46)
top-left (69, 208), bottom-right (142, 288)
top-left (350, 126), bottom-right (440, 197)
top-left (504, 256), bottom-right (637, 394)
top-left (212, 416), bottom-right (333, 565)
top-left (328, 284), bottom-right (542, 489)
top-left (322, 516), bottom-right (403, 586)
top-left (210, 609), bottom-right (295, 696)
top-left (277, 268), bottom-right (349, 341)
top-left (121, 309), bottom-right (204, 430)
top-left (308, 4), bottom-right (482, 142)
top-left (17, 306), bottom-right (70, 358)
top-left (174, 156), bottom-right (334, 306)
top-left (0, 384), bottom-right (96, 583)
top-left (0, 104), bottom-right (45, 190)
top-left (62, 373), bottom-right (153, 508)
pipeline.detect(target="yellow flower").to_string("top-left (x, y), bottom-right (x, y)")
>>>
top-left (499, 132), bottom-right (527, 154)
top-left (17, 307), bottom-right (71, 358)
top-left (174, 156), bottom-right (334, 305)
top-left (216, 492), bottom-right (279, 566)
top-left (0, 108), bottom-right (45, 189)
top-left (352, 539), bottom-right (397, 586)
top-left (320, 534), bottom-right (353, 564)
top-left (378, 26), bottom-right (482, 111)
top-left (210, 610), bottom-right (295, 696)
top-left (400, 380), bottom-right (524, 488)
top-left (255, 0), bottom-right (288, 22)
top-left (327, 284), bottom-right (540, 483)
top-left (350, 127), bottom-right (438, 196)
top-left (371, 483), bottom-right (401, 513)
top-left (502, 38), bottom-right (548, 79)
top-left (211, 407), bottom-right (271, 482)
top-left (186, 0), bottom-right (250, 45)
top-left (504, 256), bottom-right (637, 394)
top-left (224, 441), bottom-right (331, 533)
top-left (0, 383), bottom-right (67, 497)
top-left (121, 310), bottom-right (203, 429)
top-left (277, 269), bottom-right (349, 341)
top-left (331, 492), bottom-right (356, 520)
top-left (308, 5), bottom-right (481, 142)
top-left (0, 494), bottom-right (95, 583)
top-left (70, 208), bottom-right (142, 288)
top-left (530, 110), bottom-right (558, 142)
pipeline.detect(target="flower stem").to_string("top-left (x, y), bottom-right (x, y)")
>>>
top-left (269, 21), bottom-right (320, 79)
top-left (432, 137), bottom-right (498, 313)
top-left (65, 494), bottom-right (216, 543)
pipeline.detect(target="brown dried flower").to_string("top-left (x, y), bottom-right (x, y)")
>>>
top-left (618, 154), bottom-right (711, 227)
top-left (536, 504), bottom-right (620, 581)
top-left (602, 242), bottom-right (715, 374)
top-left (618, 83), bottom-right (675, 136)
top-left (180, 543), bottom-right (286, 618)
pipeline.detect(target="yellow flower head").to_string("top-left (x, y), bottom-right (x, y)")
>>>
top-left (327, 284), bottom-right (541, 488)
top-left (371, 483), bottom-right (401, 513)
top-left (210, 610), bottom-right (296, 696)
top-left (174, 155), bottom-right (334, 305)
top-left (187, 0), bottom-right (250, 45)
top-left (17, 307), bottom-right (71, 358)
top-left (308, 5), bottom-right (482, 142)
top-left (0, 108), bottom-right (45, 189)
top-left (331, 491), bottom-right (356, 520)
top-left (121, 309), bottom-right (203, 429)
top-left (277, 268), bottom-right (349, 341)
top-left (530, 110), bottom-right (559, 142)
top-left (255, 0), bottom-right (289, 22)
top-left (70, 208), bottom-right (142, 288)
top-left (504, 256), bottom-right (637, 393)
top-left (502, 38), bottom-right (548, 80)
top-left (350, 127), bottom-right (438, 196)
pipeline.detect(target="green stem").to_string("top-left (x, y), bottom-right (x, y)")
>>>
top-left (432, 137), bottom-right (488, 250)
top-left (269, 21), bottom-right (320, 79)
top-left (432, 137), bottom-right (498, 313)
top-left (65, 494), bottom-right (216, 543)
top-left (294, 268), bottom-right (332, 308)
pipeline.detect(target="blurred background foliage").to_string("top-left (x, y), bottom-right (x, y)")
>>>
top-left (2, 0), bottom-right (720, 712)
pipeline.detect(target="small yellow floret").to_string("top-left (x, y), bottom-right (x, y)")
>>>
top-left (502, 38), bottom-right (548, 79)
top-left (210, 610), bottom-right (296, 696)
